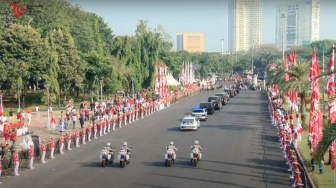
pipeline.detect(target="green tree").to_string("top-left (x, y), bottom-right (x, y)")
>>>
top-left (46, 29), bottom-right (84, 97)
top-left (0, 24), bottom-right (48, 100)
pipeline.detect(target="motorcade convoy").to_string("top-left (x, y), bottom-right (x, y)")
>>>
top-left (199, 102), bottom-right (215, 115)
top-left (191, 107), bottom-right (208, 121)
top-left (207, 96), bottom-right (222, 110)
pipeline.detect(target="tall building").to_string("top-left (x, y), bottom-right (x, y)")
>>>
top-left (275, 0), bottom-right (320, 50)
top-left (176, 33), bottom-right (204, 53)
top-left (228, 0), bottom-right (262, 53)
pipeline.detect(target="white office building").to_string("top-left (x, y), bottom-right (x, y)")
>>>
top-left (275, 0), bottom-right (320, 50)
top-left (228, 0), bottom-right (262, 53)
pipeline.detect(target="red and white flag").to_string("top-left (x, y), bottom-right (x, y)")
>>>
top-left (327, 49), bottom-right (335, 98)
top-left (331, 140), bottom-right (336, 171)
top-left (284, 53), bottom-right (289, 81)
top-left (309, 48), bottom-right (322, 154)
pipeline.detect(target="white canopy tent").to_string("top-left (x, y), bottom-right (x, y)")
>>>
top-left (166, 74), bottom-right (180, 86)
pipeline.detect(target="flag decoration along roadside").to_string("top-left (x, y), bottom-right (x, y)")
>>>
top-left (308, 48), bottom-right (322, 154)
top-left (327, 48), bottom-right (335, 98)
top-left (284, 53), bottom-right (289, 81)
top-left (154, 63), bottom-right (169, 100)
top-left (327, 48), bottom-right (336, 171)
top-left (331, 140), bottom-right (336, 171)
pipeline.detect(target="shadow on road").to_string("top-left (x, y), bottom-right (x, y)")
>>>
top-left (150, 173), bottom-right (257, 188)
top-left (142, 161), bottom-right (166, 167)
top-left (203, 124), bottom-right (256, 131)
top-left (226, 102), bottom-right (264, 106)
top-left (142, 159), bottom-right (192, 168)
top-left (224, 111), bottom-right (262, 116)
top-left (166, 127), bottom-right (181, 132)
top-left (78, 161), bottom-right (121, 168)
top-left (133, 183), bottom-right (172, 188)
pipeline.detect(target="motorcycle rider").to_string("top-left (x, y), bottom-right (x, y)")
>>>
top-left (104, 142), bottom-right (114, 153)
top-left (191, 140), bottom-right (203, 159)
top-left (120, 142), bottom-right (132, 161)
top-left (166, 141), bottom-right (178, 160)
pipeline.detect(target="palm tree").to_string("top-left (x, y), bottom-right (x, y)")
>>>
top-left (284, 61), bottom-right (311, 127)
top-left (266, 60), bottom-right (310, 127)
top-left (315, 124), bottom-right (336, 161)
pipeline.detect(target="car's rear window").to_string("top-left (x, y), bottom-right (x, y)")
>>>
top-left (193, 109), bottom-right (204, 113)
top-left (200, 103), bottom-right (211, 107)
top-left (182, 119), bottom-right (194, 124)
top-left (208, 97), bottom-right (218, 101)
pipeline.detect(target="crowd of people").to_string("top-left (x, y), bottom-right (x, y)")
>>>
top-left (268, 89), bottom-right (307, 188)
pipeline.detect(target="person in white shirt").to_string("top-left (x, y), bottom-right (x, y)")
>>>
top-left (26, 113), bottom-right (32, 127)
top-left (35, 106), bottom-right (39, 116)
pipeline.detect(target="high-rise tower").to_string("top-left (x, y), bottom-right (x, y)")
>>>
top-left (228, 0), bottom-right (262, 52)
top-left (275, 0), bottom-right (320, 50)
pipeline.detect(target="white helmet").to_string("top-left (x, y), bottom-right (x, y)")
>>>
top-left (123, 142), bottom-right (127, 146)
top-left (170, 141), bottom-right (174, 145)
top-left (194, 140), bottom-right (199, 145)
top-left (106, 143), bottom-right (111, 146)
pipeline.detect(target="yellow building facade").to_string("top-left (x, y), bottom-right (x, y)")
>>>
top-left (176, 33), bottom-right (204, 53)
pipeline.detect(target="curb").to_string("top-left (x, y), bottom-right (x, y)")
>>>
top-left (294, 146), bottom-right (316, 188)
top-left (265, 92), bottom-right (316, 188)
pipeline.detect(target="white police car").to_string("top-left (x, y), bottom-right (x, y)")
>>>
top-left (191, 107), bottom-right (207, 121)
top-left (180, 116), bottom-right (200, 131)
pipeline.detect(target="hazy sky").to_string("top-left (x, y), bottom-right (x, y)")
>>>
top-left (69, 0), bottom-right (336, 52)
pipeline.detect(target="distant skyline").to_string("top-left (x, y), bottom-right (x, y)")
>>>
top-left (69, 0), bottom-right (336, 52)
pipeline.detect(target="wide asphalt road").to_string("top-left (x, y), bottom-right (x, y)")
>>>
top-left (2, 83), bottom-right (291, 188)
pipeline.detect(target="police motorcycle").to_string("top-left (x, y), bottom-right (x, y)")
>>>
top-left (164, 142), bottom-right (178, 167)
top-left (100, 144), bottom-right (115, 167)
top-left (190, 146), bottom-right (201, 166)
top-left (190, 140), bottom-right (202, 166)
top-left (118, 142), bottom-right (132, 168)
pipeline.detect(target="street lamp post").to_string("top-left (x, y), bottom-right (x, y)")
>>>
top-left (322, 48), bottom-right (325, 73)
top-left (18, 83), bottom-right (21, 112)
top-left (221, 37), bottom-right (224, 57)
top-left (251, 46), bottom-right (254, 74)
top-left (100, 80), bottom-right (103, 102)
top-left (263, 64), bottom-right (271, 89)
top-left (45, 84), bottom-right (50, 130)
top-left (281, 14), bottom-right (286, 61)
top-left (132, 80), bottom-right (135, 99)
